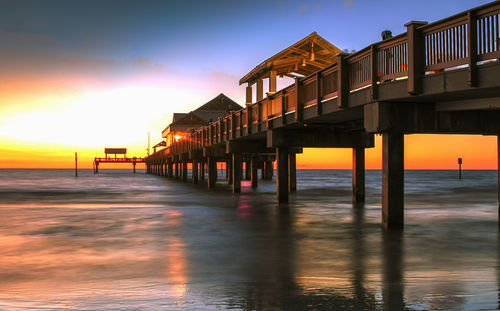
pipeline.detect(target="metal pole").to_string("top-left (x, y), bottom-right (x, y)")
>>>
top-left (75, 152), bottom-right (78, 177)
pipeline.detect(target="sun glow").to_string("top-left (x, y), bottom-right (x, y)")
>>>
top-left (0, 86), bottom-right (182, 148)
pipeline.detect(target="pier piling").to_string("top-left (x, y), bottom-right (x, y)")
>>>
top-left (251, 157), bottom-right (258, 188)
top-left (382, 133), bottom-right (404, 230)
top-left (208, 157), bottom-right (217, 188)
top-left (232, 153), bottom-right (242, 193)
top-left (353, 148), bottom-right (366, 203)
top-left (277, 147), bottom-right (289, 203)
top-left (192, 160), bottom-right (199, 184)
top-left (289, 153), bottom-right (296, 192)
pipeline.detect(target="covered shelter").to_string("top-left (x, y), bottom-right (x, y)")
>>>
top-left (239, 32), bottom-right (343, 104)
top-left (162, 93), bottom-right (242, 146)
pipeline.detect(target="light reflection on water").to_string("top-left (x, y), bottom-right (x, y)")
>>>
top-left (0, 168), bottom-right (498, 310)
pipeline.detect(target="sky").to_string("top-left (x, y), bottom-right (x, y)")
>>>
top-left (0, 0), bottom-right (497, 169)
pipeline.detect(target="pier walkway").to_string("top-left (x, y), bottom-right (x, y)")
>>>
top-left (145, 1), bottom-right (500, 230)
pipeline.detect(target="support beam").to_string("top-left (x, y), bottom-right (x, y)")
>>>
top-left (200, 160), bottom-right (205, 181)
top-left (277, 147), bottom-right (289, 203)
top-left (182, 162), bottom-right (188, 181)
top-left (208, 157), bottom-right (216, 188)
top-left (233, 153), bottom-right (242, 193)
top-left (352, 148), bottom-right (366, 203)
top-left (192, 160), bottom-right (199, 184)
top-left (498, 135), bottom-right (500, 225)
top-left (256, 79), bottom-right (263, 101)
top-left (382, 133), bottom-right (405, 230)
top-left (251, 157), bottom-right (258, 188)
top-left (245, 161), bottom-right (251, 180)
top-left (269, 70), bottom-right (277, 94)
top-left (227, 159), bottom-right (233, 184)
top-left (266, 160), bottom-right (274, 180)
top-left (168, 161), bottom-right (173, 178)
top-left (246, 85), bottom-right (252, 105)
top-left (268, 129), bottom-right (374, 148)
top-left (289, 153), bottom-right (297, 192)
top-left (175, 162), bottom-right (179, 179)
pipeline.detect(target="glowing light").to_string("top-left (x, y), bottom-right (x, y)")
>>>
top-left (174, 135), bottom-right (181, 141)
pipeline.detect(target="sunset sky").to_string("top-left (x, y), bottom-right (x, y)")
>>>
top-left (0, 0), bottom-right (497, 169)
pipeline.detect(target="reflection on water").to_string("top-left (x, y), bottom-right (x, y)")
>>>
top-left (0, 169), bottom-right (498, 310)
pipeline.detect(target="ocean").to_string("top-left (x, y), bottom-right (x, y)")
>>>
top-left (0, 168), bottom-right (498, 310)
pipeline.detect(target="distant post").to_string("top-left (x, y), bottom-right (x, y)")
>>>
top-left (458, 158), bottom-right (462, 179)
top-left (75, 152), bottom-right (78, 177)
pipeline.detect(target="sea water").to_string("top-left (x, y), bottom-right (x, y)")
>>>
top-left (0, 169), bottom-right (498, 310)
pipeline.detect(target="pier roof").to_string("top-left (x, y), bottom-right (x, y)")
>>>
top-left (239, 32), bottom-right (343, 85)
top-left (162, 93), bottom-right (242, 138)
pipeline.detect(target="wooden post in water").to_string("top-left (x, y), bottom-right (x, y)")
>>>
top-left (182, 161), bottom-right (188, 181)
top-left (192, 160), bottom-right (199, 184)
top-left (75, 152), bottom-right (78, 177)
top-left (208, 157), bottom-right (217, 188)
top-left (277, 147), bottom-right (289, 203)
top-left (245, 161), bottom-right (251, 180)
top-left (458, 158), bottom-right (463, 179)
top-left (353, 148), bottom-right (366, 203)
top-left (227, 158), bottom-right (233, 185)
top-left (200, 160), bottom-right (205, 181)
top-left (232, 153), bottom-right (242, 193)
top-left (382, 133), bottom-right (404, 230)
top-left (251, 157), bottom-right (258, 188)
top-left (289, 153), bottom-right (297, 192)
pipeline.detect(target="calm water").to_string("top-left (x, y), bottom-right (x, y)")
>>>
top-left (0, 168), bottom-right (498, 310)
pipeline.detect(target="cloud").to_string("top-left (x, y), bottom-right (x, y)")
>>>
top-left (344, 0), bottom-right (354, 6)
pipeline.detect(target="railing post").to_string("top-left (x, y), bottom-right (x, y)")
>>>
top-left (230, 114), bottom-right (236, 139)
top-left (281, 91), bottom-right (287, 126)
top-left (467, 10), bottom-right (478, 87)
top-left (316, 72), bottom-right (322, 116)
top-left (337, 53), bottom-right (349, 108)
top-left (257, 79), bottom-right (264, 101)
top-left (247, 106), bottom-right (252, 135)
top-left (405, 21), bottom-right (428, 95)
top-left (246, 85), bottom-right (252, 105)
top-left (294, 78), bottom-right (303, 122)
top-left (370, 45), bottom-right (378, 100)
top-left (239, 111), bottom-right (244, 137)
top-left (257, 101), bottom-right (262, 132)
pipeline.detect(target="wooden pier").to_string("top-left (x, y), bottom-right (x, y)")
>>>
top-left (145, 1), bottom-right (500, 230)
top-left (94, 148), bottom-right (144, 173)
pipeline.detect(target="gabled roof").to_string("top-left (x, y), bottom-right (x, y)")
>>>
top-left (172, 113), bottom-right (188, 122)
top-left (162, 93), bottom-right (243, 138)
top-left (194, 93), bottom-right (242, 112)
top-left (239, 32), bottom-right (343, 85)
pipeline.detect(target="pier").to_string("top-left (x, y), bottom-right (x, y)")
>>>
top-left (145, 1), bottom-right (500, 230)
top-left (94, 148), bottom-right (144, 173)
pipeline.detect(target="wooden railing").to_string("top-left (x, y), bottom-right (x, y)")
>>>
top-left (151, 1), bottom-right (500, 159)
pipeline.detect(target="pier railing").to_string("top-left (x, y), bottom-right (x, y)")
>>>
top-left (155, 1), bottom-right (500, 158)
